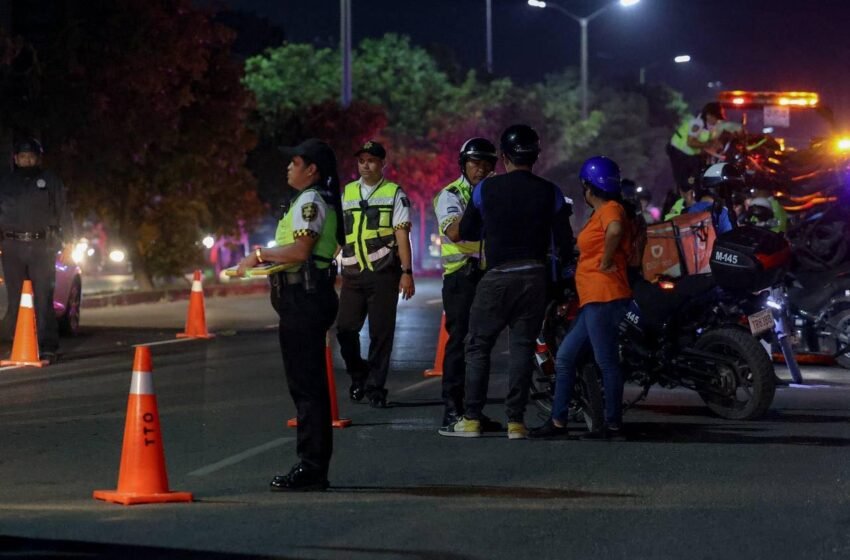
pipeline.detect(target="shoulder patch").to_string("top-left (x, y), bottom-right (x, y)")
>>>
top-left (690, 125), bottom-right (701, 133)
top-left (301, 202), bottom-right (319, 222)
top-left (401, 196), bottom-right (410, 208)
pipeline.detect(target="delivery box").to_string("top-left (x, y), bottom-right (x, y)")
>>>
top-left (642, 211), bottom-right (716, 281)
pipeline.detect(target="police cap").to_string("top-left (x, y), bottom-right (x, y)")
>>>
top-left (279, 138), bottom-right (337, 180)
top-left (13, 138), bottom-right (44, 155)
top-left (354, 140), bottom-right (386, 160)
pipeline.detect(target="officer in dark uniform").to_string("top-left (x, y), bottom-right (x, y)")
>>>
top-left (0, 138), bottom-right (73, 363)
top-left (237, 138), bottom-right (343, 491)
top-left (438, 124), bottom-right (573, 440)
top-left (336, 141), bottom-right (414, 409)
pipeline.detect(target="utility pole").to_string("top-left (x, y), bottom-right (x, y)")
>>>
top-left (340, 0), bottom-right (352, 107)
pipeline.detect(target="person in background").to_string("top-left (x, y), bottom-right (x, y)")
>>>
top-left (336, 141), bottom-right (415, 409)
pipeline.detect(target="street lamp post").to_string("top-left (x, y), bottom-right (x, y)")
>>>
top-left (486, 0), bottom-right (493, 74)
top-left (528, 0), bottom-right (640, 120)
top-left (340, 0), bottom-right (352, 108)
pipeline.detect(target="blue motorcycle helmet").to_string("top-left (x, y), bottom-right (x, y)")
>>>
top-left (579, 156), bottom-right (621, 199)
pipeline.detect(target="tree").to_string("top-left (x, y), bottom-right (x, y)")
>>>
top-left (33, 0), bottom-right (263, 289)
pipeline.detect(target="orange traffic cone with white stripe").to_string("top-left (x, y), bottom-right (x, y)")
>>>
top-left (177, 270), bottom-right (214, 339)
top-left (423, 312), bottom-right (447, 377)
top-left (288, 332), bottom-right (352, 429)
top-left (93, 346), bottom-right (193, 505)
top-left (1, 280), bottom-right (48, 367)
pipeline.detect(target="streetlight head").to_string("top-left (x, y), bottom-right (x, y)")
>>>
top-left (620, 0), bottom-right (640, 6)
top-left (528, 0), bottom-right (547, 7)
top-left (674, 55), bottom-right (691, 64)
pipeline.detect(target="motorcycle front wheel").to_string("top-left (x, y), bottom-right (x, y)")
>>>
top-left (530, 359), bottom-right (604, 432)
top-left (696, 328), bottom-right (776, 420)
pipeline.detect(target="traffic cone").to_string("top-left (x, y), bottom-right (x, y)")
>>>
top-left (1, 280), bottom-right (48, 367)
top-left (423, 312), bottom-right (447, 377)
top-left (176, 270), bottom-right (214, 339)
top-left (288, 332), bottom-right (352, 429)
top-left (93, 346), bottom-right (193, 505)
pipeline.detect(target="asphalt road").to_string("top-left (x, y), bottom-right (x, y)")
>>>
top-left (1, 279), bottom-right (849, 560)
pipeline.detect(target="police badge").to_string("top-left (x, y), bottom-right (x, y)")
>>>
top-left (36, 178), bottom-right (47, 189)
top-left (301, 202), bottom-right (318, 222)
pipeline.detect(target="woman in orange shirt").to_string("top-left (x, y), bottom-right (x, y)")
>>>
top-left (530, 156), bottom-right (632, 441)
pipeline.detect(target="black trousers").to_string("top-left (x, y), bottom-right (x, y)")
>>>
top-left (441, 268), bottom-right (479, 414)
top-left (272, 279), bottom-right (338, 474)
top-left (464, 268), bottom-right (546, 422)
top-left (1, 239), bottom-right (59, 352)
top-left (336, 268), bottom-right (401, 390)
top-left (666, 143), bottom-right (702, 192)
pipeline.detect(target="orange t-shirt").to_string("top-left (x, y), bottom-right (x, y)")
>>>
top-left (575, 201), bottom-right (632, 306)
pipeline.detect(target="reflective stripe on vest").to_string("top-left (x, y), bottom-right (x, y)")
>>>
top-left (341, 179), bottom-right (400, 271)
top-left (432, 177), bottom-right (481, 276)
top-left (275, 187), bottom-right (338, 271)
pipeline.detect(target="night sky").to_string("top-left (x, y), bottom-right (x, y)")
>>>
top-left (210, 0), bottom-right (850, 123)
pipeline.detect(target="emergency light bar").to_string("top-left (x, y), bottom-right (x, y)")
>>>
top-left (718, 91), bottom-right (819, 109)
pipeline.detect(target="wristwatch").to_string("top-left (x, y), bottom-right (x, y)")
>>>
top-left (401, 268), bottom-right (413, 275)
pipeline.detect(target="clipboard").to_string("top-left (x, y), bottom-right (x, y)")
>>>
top-left (224, 262), bottom-right (290, 278)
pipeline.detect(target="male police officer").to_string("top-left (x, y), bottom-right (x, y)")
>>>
top-left (433, 138), bottom-right (497, 429)
top-left (439, 125), bottom-right (573, 439)
top-left (336, 141), bottom-right (414, 409)
top-left (0, 138), bottom-right (73, 363)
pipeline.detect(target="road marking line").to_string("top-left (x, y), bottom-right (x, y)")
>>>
top-left (0, 365), bottom-right (22, 371)
top-left (425, 298), bottom-right (442, 306)
top-left (396, 377), bottom-right (440, 395)
top-left (188, 437), bottom-right (295, 476)
top-left (133, 338), bottom-right (200, 348)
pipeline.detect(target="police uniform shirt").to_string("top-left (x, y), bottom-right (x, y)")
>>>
top-left (359, 179), bottom-right (411, 230)
top-left (434, 176), bottom-right (470, 234)
top-left (289, 189), bottom-right (328, 239)
top-left (0, 169), bottom-right (73, 241)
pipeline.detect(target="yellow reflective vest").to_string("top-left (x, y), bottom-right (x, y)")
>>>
top-left (340, 179), bottom-right (402, 272)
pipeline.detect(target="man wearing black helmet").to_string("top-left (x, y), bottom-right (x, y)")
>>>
top-left (432, 137), bottom-right (498, 431)
top-left (0, 138), bottom-right (74, 364)
top-left (439, 125), bottom-right (574, 440)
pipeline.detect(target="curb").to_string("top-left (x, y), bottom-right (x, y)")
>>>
top-left (82, 280), bottom-right (270, 309)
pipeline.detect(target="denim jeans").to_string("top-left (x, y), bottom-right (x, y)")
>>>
top-left (551, 299), bottom-right (628, 426)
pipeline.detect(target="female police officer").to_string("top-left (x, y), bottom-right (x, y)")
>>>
top-left (237, 138), bottom-right (343, 491)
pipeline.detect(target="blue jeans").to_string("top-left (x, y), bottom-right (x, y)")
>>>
top-left (551, 299), bottom-right (628, 426)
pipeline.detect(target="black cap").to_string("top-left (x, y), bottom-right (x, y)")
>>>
top-left (279, 138), bottom-right (337, 178)
top-left (354, 140), bottom-right (386, 160)
top-left (13, 138), bottom-right (43, 155)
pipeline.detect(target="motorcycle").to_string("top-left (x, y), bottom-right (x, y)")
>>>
top-left (532, 226), bottom-right (790, 421)
top-left (782, 266), bottom-right (850, 368)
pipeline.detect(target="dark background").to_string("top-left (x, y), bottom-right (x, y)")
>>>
top-left (207, 0), bottom-right (850, 123)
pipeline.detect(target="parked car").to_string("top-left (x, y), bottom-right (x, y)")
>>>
top-left (0, 250), bottom-right (83, 336)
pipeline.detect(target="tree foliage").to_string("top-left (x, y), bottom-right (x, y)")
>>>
top-left (0, 0), bottom-right (263, 288)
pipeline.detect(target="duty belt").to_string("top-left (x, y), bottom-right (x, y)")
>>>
top-left (3, 230), bottom-right (46, 241)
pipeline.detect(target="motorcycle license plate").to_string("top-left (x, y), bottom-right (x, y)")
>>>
top-left (748, 309), bottom-right (774, 336)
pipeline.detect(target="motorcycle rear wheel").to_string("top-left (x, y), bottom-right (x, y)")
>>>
top-left (696, 328), bottom-right (776, 420)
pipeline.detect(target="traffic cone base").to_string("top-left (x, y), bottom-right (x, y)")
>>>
top-left (93, 346), bottom-right (192, 506)
top-left (177, 270), bottom-right (214, 339)
top-left (424, 312), bottom-right (447, 377)
top-left (0, 358), bottom-right (47, 367)
top-left (93, 489), bottom-right (193, 506)
top-left (288, 418), bottom-right (353, 429)
top-left (2, 281), bottom-right (48, 368)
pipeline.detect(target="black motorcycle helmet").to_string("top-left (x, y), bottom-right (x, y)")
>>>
top-left (499, 124), bottom-right (540, 166)
top-left (700, 102), bottom-right (726, 124)
top-left (458, 137), bottom-right (497, 169)
top-left (13, 137), bottom-right (44, 155)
